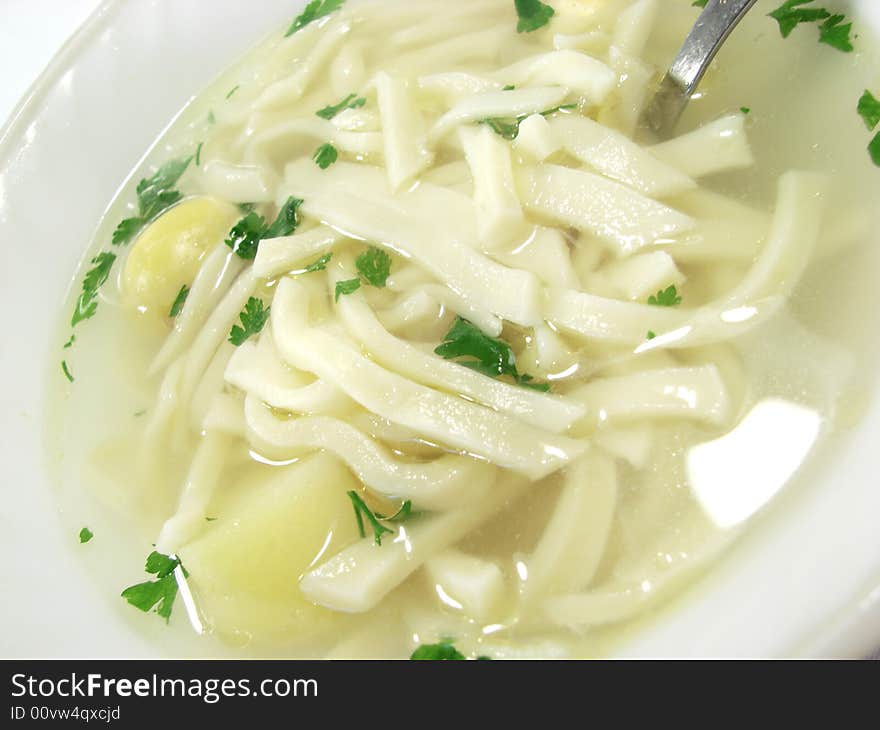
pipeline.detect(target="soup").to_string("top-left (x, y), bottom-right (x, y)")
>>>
top-left (50, 0), bottom-right (880, 658)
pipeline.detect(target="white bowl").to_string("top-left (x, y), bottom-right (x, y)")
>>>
top-left (1, 0), bottom-right (878, 658)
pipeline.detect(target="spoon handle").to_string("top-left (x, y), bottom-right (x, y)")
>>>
top-left (643, 0), bottom-right (758, 138)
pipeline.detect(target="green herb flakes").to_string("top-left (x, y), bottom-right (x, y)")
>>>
top-left (71, 252), bottom-right (117, 327)
top-left (316, 92), bottom-right (366, 120)
top-left (121, 551), bottom-right (185, 622)
top-left (313, 142), bottom-right (339, 169)
top-left (168, 285), bottom-right (189, 318)
top-left (229, 297), bottom-right (271, 346)
top-left (285, 0), bottom-right (346, 37)
top-left (647, 285), bottom-right (682, 307)
top-left (515, 0), bottom-right (555, 34)
top-left (434, 318), bottom-right (550, 392)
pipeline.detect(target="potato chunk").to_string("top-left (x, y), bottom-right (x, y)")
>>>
top-left (122, 197), bottom-right (239, 315)
top-left (178, 453), bottom-right (362, 646)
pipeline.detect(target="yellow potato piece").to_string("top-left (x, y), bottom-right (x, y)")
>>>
top-left (122, 197), bottom-right (239, 315)
top-left (177, 453), bottom-right (362, 646)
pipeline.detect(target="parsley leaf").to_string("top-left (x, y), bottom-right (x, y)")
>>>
top-left (71, 252), bottom-right (117, 327)
top-left (111, 156), bottom-right (192, 248)
top-left (647, 285), bottom-right (682, 307)
top-left (857, 91), bottom-right (880, 131)
top-left (229, 297), bottom-right (270, 346)
top-left (225, 212), bottom-right (265, 260)
top-left (480, 117), bottom-right (522, 140)
top-left (265, 197), bottom-right (304, 239)
top-left (692, 0), bottom-right (708, 7)
top-left (301, 252), bottom-right (333, 273)
top-left (226, 85), bottom-right (239, 99)
top-left (740, 106), bottom-right (751, 114)
top-left (168, 285), bottom-right (189, 318)
top-left (334, 247), bottom-right (393, 301)
top-left (316, 93), bottom-right (366, 120)
top-left (515, 0), bottom-right (555, 34)
top-left (195, 141), bottom-right (203, 167)
top-left (61, 360), bottom-right (74, 383)
top-left (136, 156), bottom-right (191, 221)
top-left (79, 527), bottom-right (93, 544)
top-left (480, 103), bottom-right (577, 140)
top-left (647, 330), bottom-right (657, 340)
top-left (356, 247), bottom-right (392, 287)
top-left (112, 217), bottom-right (144, 246)
top-left (434, 318), bottom-right (550, 391)
top-left (818, 14), bottom-right (853, 51)
top-left (411, 642), bottom-right (467, 660)
top-left (313, 142), bottom-right (339, 169)
top-left (335, 277), bottom-right (361, 301)
top-left (63, 335), bottom-right (75, 349)
top-left (285, 0), bottom-right (346, 37)
top-left (869, 132), bottom-right (880, 167)
top-left (121, 551), bottom-right (183, 622)
top-left (347, 491), bottom-right (394, 546)
top-left (768, 1), bottom-right (830, 38)
top-left (225, 197), bottom-right (303, 259)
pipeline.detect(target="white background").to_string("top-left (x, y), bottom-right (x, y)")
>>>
top-left (0, 0), bottom-right (103, 126)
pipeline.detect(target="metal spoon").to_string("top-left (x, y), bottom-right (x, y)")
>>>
top-left (642, 0), bottom-right (758, 138)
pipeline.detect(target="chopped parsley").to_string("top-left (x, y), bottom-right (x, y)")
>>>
top-left (347, 491), bottom-right (394, 545)
top-left (225, 212), bottom-right (265, 260)
top-left (195, 141), bottom-right (203, 167)
top-left (121, 551), bottom-right (184, 623)
top-left (285, 0), bottom-right (346, 37)
top-left (692, 1), bottom-right (708, 7)
top-left (63, 335), bottom-right (75, 349)
top-left (647, 285), bottom-right (682, 307)
top-left (502, 84), bottom-right (516, 91)
top-left (313, 142), bottom-right (339, 169)
top-left (740, 106), bottom-right (751, 115)
top-left (480, 103), bottom-right (577, 141)
top-left (335, 278), bottom-right (361, 301)
top-left (769, 1), bottom-right (830, 37)
top-left (768, 1), bottom-right (853, 51)
top-left (410, 642), bottom-right (466, 660)
top-left (355, 247), bottom-right (392, 287)
top-left (71, 252), bottom-right (117, 327)
top-left (316, 93), bottom-right (366, 120)
top-left (79, 527), bottom-right (93, 544)
top-left (818, 14), bottom-right (853, 52)
top-left (857, 91), bottom-right (880, 131)
top-left (301, 252), bottom-right (333, 273)
top-left (168, 285), bottom-right (189, 318)
top-left (515, 0), bottom-right (555, 34)
top-left (61, 361), bottom-right (74, 383)
top-left (111, 218), bottom-right (143, 246)
top-left (229, 297), bottom-right (270, 346)
top-left (334, 247), bottom-right (393, 301)
top-left (869, 133), bottom-right (880, 167)
top-left (434, 318), bottom-right (550, 392)
top-left (225, 196), bottom-right (303, 259)
top-left (111, 156), bottom-right (192, 246)
top-left (226, 85), bottom-right (239, 99)
top-left (647, 331), bottom-right (657, 341)
top-left (481, 117), bottom-right (522, 141)
top-left (265, 197), bottom-right (304, 239)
